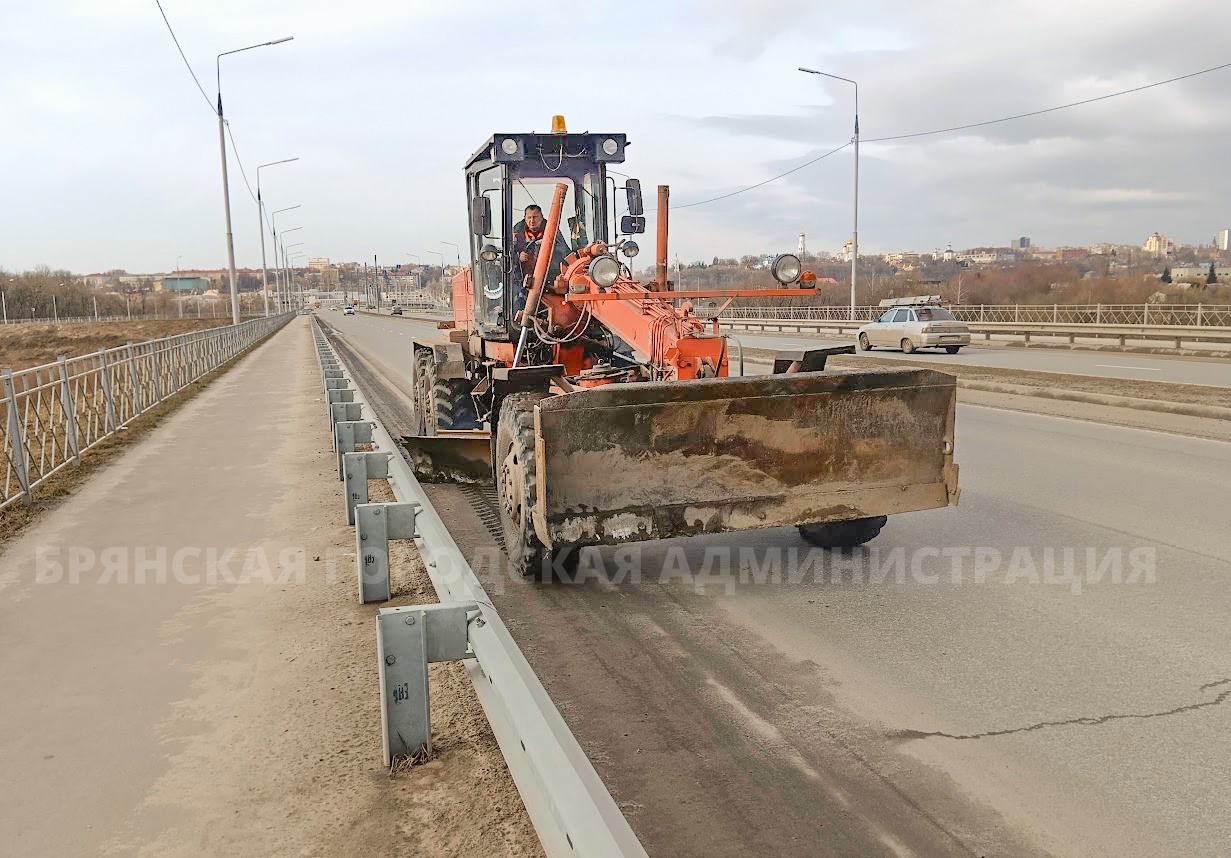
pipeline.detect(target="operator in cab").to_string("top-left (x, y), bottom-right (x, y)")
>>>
top-left (513, 205), bottom-right (546, 277)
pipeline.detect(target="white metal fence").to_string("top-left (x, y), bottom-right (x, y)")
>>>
top-left (702, 303), bottom-right (1231, 327)
top-left (1, 313), bottom-right (294, 511)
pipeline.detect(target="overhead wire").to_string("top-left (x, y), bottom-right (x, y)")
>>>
top-left (674, 59), bottom-right (1231, 209)
top-left (155, 0), bottom-right (214, 113)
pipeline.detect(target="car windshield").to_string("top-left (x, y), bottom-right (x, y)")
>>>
top-left (916, 307), bottom-right (955, 321)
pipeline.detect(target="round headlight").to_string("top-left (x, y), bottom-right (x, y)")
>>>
top-left (500, 138), bottom-right (518, 155)
top-left (602, 138), bottom-right (618, 156)
top-left (620, 240), bottom-right (639, 258)
top-left (479, 245), bottom-right (500, 262)
top-left (588, 254), bottom-right (621, 288)
top-left (771, 253), bottom-right (802, 284)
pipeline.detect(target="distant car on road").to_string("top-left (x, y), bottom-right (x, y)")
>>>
top-left (858, 301), bottom-right (971, 354)
top-left (343, 306), bottom-right (355, 315)
top-left (391, 306), bottom-right (403, 315)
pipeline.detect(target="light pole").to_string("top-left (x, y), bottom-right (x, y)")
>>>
top-left (216, 36), bottom-right (293, 325)
top-left (286, 243), bottom-right (304, 311)
top-left (289, 252), bottom-right (306, 311)
top-left (271, 205), bottom-right (301, 313)
top-left (257, 157), bottom-right (299, 318)
top-left (427, 250), bottom-right (446, 306)
top-left (279, 227), bottom-right (303, 311)
top-left (799, 67), bottom-right (858, 320)
top-left (405, 254), bottom-right (422, 298)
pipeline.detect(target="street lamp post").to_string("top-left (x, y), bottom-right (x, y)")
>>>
top-left (216, 36), bottom-right (293, 325)
top-left (427, 250), bottom-right (446, 306)
top-left (799, 67), bottom-right (859, 320)
top-left (279, 227), bottom-right (304, 311)
top-left (257, 158), bottom-right (299, 318)
top-left (285, 243), bottom-right (304, 311)
top-left (271, 206), bottom-right (301, 313)
top-left (405, 254), bottom-right (422, 298)
top-left (289, 253), bottom-right (306, 311)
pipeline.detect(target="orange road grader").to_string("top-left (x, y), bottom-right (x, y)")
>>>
top-left (405, 117), bottom-right (960, 576)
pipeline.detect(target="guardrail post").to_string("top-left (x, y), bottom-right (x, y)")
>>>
top-left (334, 418), bottom-right (373, 479)
top-left (343, 451), bottom-right (391, 525)
top-left (331, 398), bottom-right (364, 438)
top-left (355, 501), bottom-right (421, 603)
top-left (126, 342), bottom-right (143, 416)
top-left (2, 368), bottom-right (32, 507)
top-left (57, 356), bottom-right (81, 464)
top-left (97, 349), bottom-right (117, 432)
top-left (376, 601), bottom-right (477, 765)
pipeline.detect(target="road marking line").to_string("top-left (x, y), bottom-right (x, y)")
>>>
top-left (1095, 364), bottom-right (1162, 371)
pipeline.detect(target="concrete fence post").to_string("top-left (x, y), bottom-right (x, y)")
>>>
top-left (57, 356), bottom-right (81, 464)
top-left (2, 367), bottom-right (32, 506)
top-left (1197, 304), bottom-right (1203, 327)
top-left (1096, 304), bottom-right (1102, 324)
top-left (1053, 304), bottom-right (1057, 323)
top-left (1143, 303), bottom-right (1150, 326)
top-left (98, 349), bottom-right (117, 433)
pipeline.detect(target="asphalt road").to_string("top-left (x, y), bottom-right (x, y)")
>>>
top-left (328, 310), bottom-right (1231, 857)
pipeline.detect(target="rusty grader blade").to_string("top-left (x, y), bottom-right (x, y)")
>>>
top-left (530, 367), bottom-right (959, 548)
top-left (400, 430), bottom-right (493, 484)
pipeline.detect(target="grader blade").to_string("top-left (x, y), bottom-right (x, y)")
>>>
top-left (400, 430), bottom-right (492, 484)
top-left (531, 368), bottom-right (959, 548)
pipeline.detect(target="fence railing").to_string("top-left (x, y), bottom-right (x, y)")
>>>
top-left (1, 313), bottom-right (294, 511)
top-left (698, 303), bottom-right (1231, 328)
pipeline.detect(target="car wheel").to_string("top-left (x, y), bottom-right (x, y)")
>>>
top-left (945, 346), bottom-right (962, 354)
top-left (858, 332), bottom-right (872, 351)
top-left (901, 338), bottom-right (916, 354)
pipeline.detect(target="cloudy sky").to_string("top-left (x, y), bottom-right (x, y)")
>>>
top-left (2, 0), bottom-right (1228, 274)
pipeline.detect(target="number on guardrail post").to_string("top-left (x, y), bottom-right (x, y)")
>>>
top-left (2, 368), bottom-right (32, 507)
top-left (98, 349), bottom-right (117, 433)
top-left (57, 356), bottom-right (81, 464)
top-left (126, 342), bottom-right (143, 416)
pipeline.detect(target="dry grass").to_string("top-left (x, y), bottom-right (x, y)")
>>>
top-left (0, 319), bottom-right (225, 372)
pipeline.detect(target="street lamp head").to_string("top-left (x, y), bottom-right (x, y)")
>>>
top-left (266, 36), bottom-right (294, 46)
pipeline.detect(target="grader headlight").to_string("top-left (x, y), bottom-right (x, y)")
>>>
top-left (588, 254), bottom-right (621, 288)
top-left (771, 253), bottom-right (802, 285)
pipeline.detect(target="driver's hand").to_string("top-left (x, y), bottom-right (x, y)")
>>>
top-left (519, 251), bottom-right (529, 263)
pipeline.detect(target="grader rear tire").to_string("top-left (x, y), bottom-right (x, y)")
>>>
top-left (797, 515), bottom-right (887, 550)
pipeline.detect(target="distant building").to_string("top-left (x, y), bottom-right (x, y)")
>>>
top-left (308, 257), bottom-right (331, 271)
top-left (1142, 232), bottom-right (1171, 258)
top-left (157, 276), bottom-right (212, 293)
top-left (797, 233), bottom-right (806, 257)
top-left (1010, 236), bottom-right (1031, 250)
top-left (1217, 229), bottom-right (1230, 252)
top-left (1170, 264), bottom-right (1230, 284)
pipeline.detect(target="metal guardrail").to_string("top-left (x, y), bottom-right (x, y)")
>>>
top-left (310, 318), bottom-right (648, 858)
top-left (1, 313), bottom-right (294, 511)
top-left (700, 303), bottom-right (1231, 327)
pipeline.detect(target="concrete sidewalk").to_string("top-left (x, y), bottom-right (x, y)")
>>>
top-left (0, 318), bottom-right (537, 858)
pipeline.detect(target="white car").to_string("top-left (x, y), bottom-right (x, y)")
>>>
top-left (343, 306), bottom-right (356, 315)
top-left (858, 305), bottom-right (971, 354)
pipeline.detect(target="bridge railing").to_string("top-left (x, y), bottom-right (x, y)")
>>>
top-left (697, 303), bottom-right (1231, 328)
top-left (1, 313), bottom-right (294, 511)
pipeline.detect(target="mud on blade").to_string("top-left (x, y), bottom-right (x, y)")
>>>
top-left (531, 368), bottom-right (959, 548)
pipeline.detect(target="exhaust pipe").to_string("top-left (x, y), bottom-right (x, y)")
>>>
top-left (656, 184), bottom-right (669, 290)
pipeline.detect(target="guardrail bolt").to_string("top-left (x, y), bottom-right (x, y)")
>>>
top-left (404, 615), bottom-right (416, 625)
top-left (385, 654), bottom-right (396, 665)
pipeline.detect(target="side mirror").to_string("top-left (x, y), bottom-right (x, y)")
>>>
top-left (625, 179), bottom-right (644, 216)
top-left (620, 215), bottom-right (646, 235)
top-left (470, 196), bottom-right (492, 236)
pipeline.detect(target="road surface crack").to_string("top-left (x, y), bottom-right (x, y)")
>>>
top-left (894, 680), bottom-right (1231, 741)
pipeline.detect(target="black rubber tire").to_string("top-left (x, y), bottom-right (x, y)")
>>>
top-left (432, 373), bottom-right (480, 430)
top-left (901, 338), bottom-right (916, 354)
top-left (797, 515), bottom-right (887, 549)
top-left (945, 346), bottom-right (962, 354)
top-left (412, 348), bottom-right (432, 435)
top-left (858, 332), bottom-right (872, 351)
top-left (496, 393), bottom-right (579, 579)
